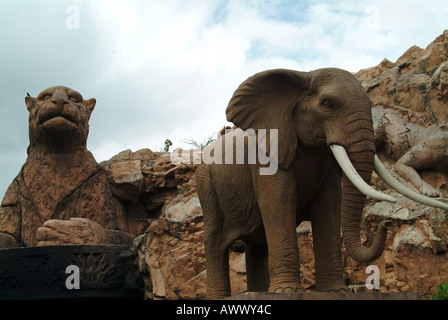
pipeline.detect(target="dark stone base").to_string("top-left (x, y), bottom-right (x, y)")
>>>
top-left (225, 291), bottom-right (422, 300)
top-left (0, 245), bottom-right (144, 299)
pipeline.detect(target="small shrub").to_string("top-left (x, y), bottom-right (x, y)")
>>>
top-left (180, 185), bottom-right (190, 194)
top-left (163, 139), bottom-right (173, 152)
top-left (428, 282), bottom-right (448, 300)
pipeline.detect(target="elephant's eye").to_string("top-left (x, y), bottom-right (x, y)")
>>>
top-left (321, 99), bottom-right (334, 110)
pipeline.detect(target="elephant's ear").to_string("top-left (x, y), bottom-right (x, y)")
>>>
top-left (226, 69), bottom-right (311, 170)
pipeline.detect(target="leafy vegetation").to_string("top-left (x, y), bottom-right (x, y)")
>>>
top-left (179, 184), bottom-right (190, 194)
top-left (428, 282), bottom-right (448, 300)
top-left (163, 139), bottom-right (173, 152)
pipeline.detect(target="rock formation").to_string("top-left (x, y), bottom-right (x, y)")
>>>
top-left (347, 29), bottom-right (448, 298)
top-left (135, 30), bottom-right (448, 299)
top-left (356, 30), bottom-right (448, 126)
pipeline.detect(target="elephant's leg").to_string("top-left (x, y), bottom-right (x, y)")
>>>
top-left (309, 174), bottom-right (347, 292)
top-left (245, 241), bottom-right (269, 292)
top-left (256, 173), bottom-right (302, 293)
top-left (204, 210), bottom-right (233, 299)
top-left (199, 170), bottom-right (233, 299)
top-left (204, 235), bottom-right (231, 299)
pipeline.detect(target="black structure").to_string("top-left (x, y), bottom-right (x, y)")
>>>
top-left (0, 245), bottom-right (144, 299)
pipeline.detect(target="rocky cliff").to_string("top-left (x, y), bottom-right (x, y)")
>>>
top-left (347, 29), bottom-right (448, 297)
top-left (111, 31), bottom-right (448, 299)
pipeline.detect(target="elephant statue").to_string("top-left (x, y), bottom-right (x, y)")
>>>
top-left (196, 68), bottom-right (448, 299)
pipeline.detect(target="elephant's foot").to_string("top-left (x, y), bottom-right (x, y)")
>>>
top-left (328, 286), bottom-right (351, 293)
top-left (317, 283), bottom-right (350, 293)
top-left (206, 288), bottom-right (232, 300)
top-left (269, 282), bottom-right (304, 293)
top-left (207, 292), bottom-right (230, 300)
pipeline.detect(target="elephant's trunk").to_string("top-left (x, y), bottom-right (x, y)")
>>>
top-left (340, 112), bottom-right (389, 263)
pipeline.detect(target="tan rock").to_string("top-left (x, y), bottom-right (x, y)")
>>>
top-left (394, 73), bottom-right (429, 112)
top-left (396, 45), bottom-right (424, 74)
top-left (421, 42), bottom-right (448, 74)
top-left (104, 160), bottom-right (143, 203)
top-left (427, 61), bottom-right (448, 122)
top-left (356, 29), bottom-right (448, 126)
top-left (356, 58), bottom-right (395, 82)
top-left (359, 67), bottom-right (399, 109)
top-left (163, 197), bottom-right (202, 222)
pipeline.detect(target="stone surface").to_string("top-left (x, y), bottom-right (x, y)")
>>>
top-left (355, 29), bottom-right (448, 125)
top-left (100, 148), bottom-right (199, 236)
top-left (104, 160), bottom-right (144, 203)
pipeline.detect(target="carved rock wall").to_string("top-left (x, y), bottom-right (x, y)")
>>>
top-left (356, 29), bottom-right (448, 127)
top-left (352, 31), bottom-right (448, 299)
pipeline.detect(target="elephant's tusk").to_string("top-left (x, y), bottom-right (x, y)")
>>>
top-left (373, 155), bottom-right (448, 210)
top-left (330, 144), bottom-right (396, 203)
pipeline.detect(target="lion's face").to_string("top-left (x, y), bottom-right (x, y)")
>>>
top-left (26, 86), bottom-right (96, 150)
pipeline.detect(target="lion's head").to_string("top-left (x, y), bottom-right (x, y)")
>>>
top-left (25, 86), bottom-right (96, 152)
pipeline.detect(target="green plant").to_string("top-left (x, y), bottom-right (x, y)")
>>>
top-left (179, 184), bottom-right (190, 194)
top-left (428, 282), bottom-right (448, 300)
top-left (163, 139), bottom-right (173, 152)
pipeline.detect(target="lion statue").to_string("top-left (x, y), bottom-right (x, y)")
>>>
top-left (0, 86), bottom-right (134, 248)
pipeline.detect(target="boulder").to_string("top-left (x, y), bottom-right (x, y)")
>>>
top-left (104, 160), bottom-right (143, 203)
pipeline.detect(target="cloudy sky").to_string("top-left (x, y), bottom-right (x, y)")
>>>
top-left (0, 0), bottom-right (447, 197)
